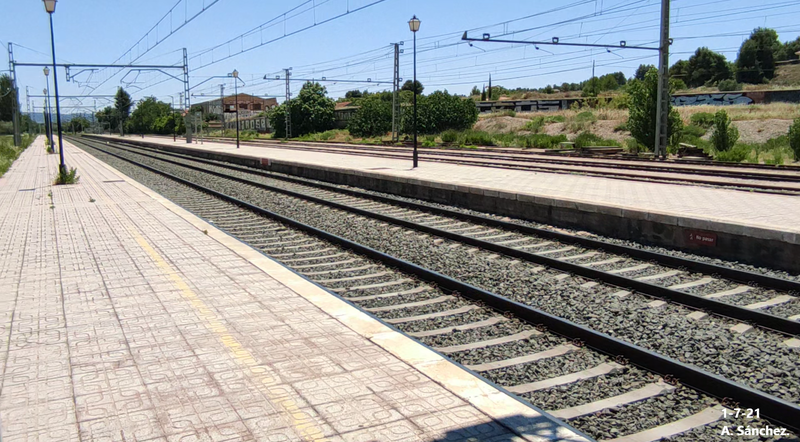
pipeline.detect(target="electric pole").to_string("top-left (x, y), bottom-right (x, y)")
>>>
top-left (219, 84), bottom-right (225, 132)
top-left (654, 0), bottom-right (671, 159)
top-left (392, 42), bottom-right (402, 143)
top-left (284, 68), bottom-right (292, 139)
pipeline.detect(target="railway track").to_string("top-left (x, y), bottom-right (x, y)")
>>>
top-left (72, 136), bottom-right (800, 441)
top-left (185, 135), bottom-right (800, 194)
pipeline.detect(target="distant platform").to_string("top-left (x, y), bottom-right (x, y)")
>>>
top-left (0, 137), bottom-right (590, 441)
top-left (88, 134), bottom-right (800, 273)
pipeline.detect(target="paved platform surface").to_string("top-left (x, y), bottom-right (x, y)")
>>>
top-left (100, 135), bottom-right (800, 241)
top-left (0, 138), bottom-right (590, 441)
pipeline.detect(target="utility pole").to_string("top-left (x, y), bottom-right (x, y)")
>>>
top-left (284, 68), bottom-right (292, 139)
top-left (219, 84), bottom-right (225, 133)
top-left (654, 0), bottom-right (671, 159)
top-left (8, 43), bottom-right (21, 146)
top-left (392, 42), bottom-right (402, 143)
top-left (183, 48), bottom-right (192, 143)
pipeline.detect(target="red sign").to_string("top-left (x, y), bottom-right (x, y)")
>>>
top-left (686, 230), bottom-right (717, 247)
top-left (260, 158), bottom-right (271, 167)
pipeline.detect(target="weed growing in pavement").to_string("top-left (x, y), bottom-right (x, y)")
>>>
top-left (89, 197), bottom-right (96, 203)
top-left (54, 167), bottom-right (80, 185)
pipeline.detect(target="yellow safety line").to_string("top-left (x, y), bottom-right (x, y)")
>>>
top-left (109, 205), bottom-right (327, 441)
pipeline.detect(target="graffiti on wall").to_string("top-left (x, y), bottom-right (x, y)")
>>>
top-left (671, 93), bottom-right (754, 107)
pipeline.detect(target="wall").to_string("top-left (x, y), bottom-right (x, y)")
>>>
top-left (473, 89), bottom-right (800, 112)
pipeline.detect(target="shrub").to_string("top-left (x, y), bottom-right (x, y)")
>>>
top-left (682, 125), bottom-right (707, 138)
top-left (717, 79), bottom-right (740, 92)
top-left (710, 110), bottom-right (739, 152)
top-left (441, 130), bottom-right (458, 143)
top-left (421, 139), bottom-right (436, 147)
top-left (625, 138), bottom-right (641, 153)
top-left (627, 68), bottom-right (682, 151)
top-left (614, 122), bottom-right (629, 132)
top-left (575, 111), bottom-right (597, 123)
top-left (789, 118), bottom-right (800, 160)
top-left (400, 91), bottom-right (478, 135)
top-left (715, 144), bottom-right (749, 162)
top-left (348, 97), bottom-right (392, 138)
top-left (54, 166), bottom-right (80, 185)
top-left (689, 112), bottom-right (715, 129)
top-left (460, 130), bottom-right (494, 146)
top-left (574, 132), bottom-right (619, 149)
top-left (567, 111), bottom-right (598, 132)
top-left (523, 117), bottom-right (544, 133)
top-left (502, 110), bottom-right (517, 118)
top-left (543, 115), bottom-right (566, 123)
top-left (522, 134), bottom-right (567, 149)
top-left (269, 82), bottom-right (335, 138)
top-left (607, 93), bottom-right (631, 110)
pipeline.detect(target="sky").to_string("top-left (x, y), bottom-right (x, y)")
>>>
top-left (2, 0), bottom-right (799, 116)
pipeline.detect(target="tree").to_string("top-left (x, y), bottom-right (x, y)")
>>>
top-left (66, 116), bottom-right (91, 133)
top-left (627, 68), bottom-right (682, 152)
top-left (401, 80), bottom-right (424, 94)
top-left (268, 82), bottom-right (335, 138)
top-left (736, 28), bottom-right (780, 84)
top-left (128, 97), bottom-right (172, 134)
top-left (710, 110), bottom-right (739, 152)
top-left (400, 90), bottom-right (477, 135)
top-left (347, 97), bottom-right (392, 137)
top-left (96, 106), bottom-right (120, 133)
top-left (685, 47), bottom-right (732, 87)
top-left (344, 90), bottom-right (363, 99)
top-left (543, 85), bottom-right (554, 94)
top-left (0, 74), bottom-right (17, 122)
top-left (776, 36), bottom-right (800, 62)
top-left (114, 87), bottom-right (132, 136)
top-left (480, 89), bottom-right (487, 101)
top-left (669, 60), bottom-right (689, 82)
top-left (634, 64), bottom-right (655, 81)
top-left (470, 86), bottom-right (481, 96)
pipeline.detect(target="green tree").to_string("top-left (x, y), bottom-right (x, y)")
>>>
top-left (401, 80), bottom-right (424, 94)
top-left (736, 28), bottom-right (780, 84)
top-left (114, 87), bottom-right (132, 136)
top-left (710, 110), bottom-right (739, 152)
top-left (470, 86), bottom-right (481, 96)
top-left (344, 90), bottom-right (363, 99)
top-left (787, 118), bottom-right (800, 160)
top-left (400, 90), bottom-right (477, 135)
top-left (480, 89), bottom-right (487, 101)
top-left (581, 77), bottom-right (599, 97)
top-left (128, 97), bottom-right (172, 134)
top-left (347, 97), bottom-right (392, 137)
top-left (634, 64), bottom-right (655, 81)
top-left (67, 116), bottom-right (91, 133)
top-left (685, 47), bottom-right (732, 87)
top-left (0, 74), bottom-right (17, 122)
top-left (268, 82), bottom-right (335, 138)
top-left (627, 68), bottom-right (682, 151)
top-left (669, 60), bottom-right (689, 82)
top-left (96, 106), bottom-right (120, 133)
top-left (776, 36), bottom-right (800, 62)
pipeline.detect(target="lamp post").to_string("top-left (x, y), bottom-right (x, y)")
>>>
top-left (408, 15), bottom-right (420, 168)
top-left (43, 0), bottom-right (66, 176)
top-left (230, 69), bottom-right (244, 149)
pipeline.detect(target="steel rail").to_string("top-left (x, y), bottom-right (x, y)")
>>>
top-left (74, 136), bottom-right (800, 336)
top-left (195, 135), bottom-right (800, 182)
top-left (72, 136), bottom-right (800, 433)
top-left (153, 136), bottom-right (800, 194)
top-left (82, 136), bottom-right (800, 293)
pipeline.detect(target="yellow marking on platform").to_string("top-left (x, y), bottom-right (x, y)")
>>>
top-left (114, 207), bottom-right (327, 441)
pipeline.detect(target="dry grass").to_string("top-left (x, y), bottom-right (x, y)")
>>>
top-left (676, 103), bottom-right (800, 122)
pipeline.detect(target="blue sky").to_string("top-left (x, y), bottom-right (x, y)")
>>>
top-left (3, 0), bottom-right (799, 115)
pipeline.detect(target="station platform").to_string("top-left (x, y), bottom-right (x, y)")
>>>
top-left (89, 135), bottom-right (800, 274)
top-left (0, 137), bottom-right (591, 441)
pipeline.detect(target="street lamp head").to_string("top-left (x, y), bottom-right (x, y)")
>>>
top-left (43, 66), bottom-right (50, 77)
top-left (232, 69), bottom-right (239, 78)
top-left (408, 15), bottom-right (420, 33)
top-left (43, 0), bottom-right (56, 13)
